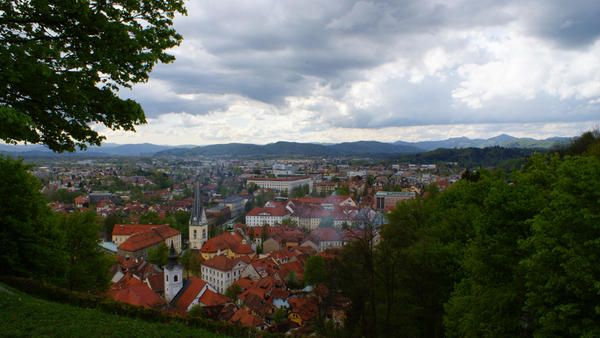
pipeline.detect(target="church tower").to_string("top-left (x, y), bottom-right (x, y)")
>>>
top-left (189, 183), bottom-right (208, 250)
top-left (164, 242), bottom-right (183, 303)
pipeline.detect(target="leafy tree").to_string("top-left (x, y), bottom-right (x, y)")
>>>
top-left (521, 156), bottom-right (600, 336)
top-left (185, 251), bottom-right (203, 277)
top-left (188, 304), bottom-right (207, 318)
top-left (179, 250), bottom-right (193, 279)
top-left (59, 211), bottom-right (113, 292)
top-left (304, 255), bottom-right (326, 286)
top-left (281, 218), bottom-right (298, 227)
top-left (0, 1), bottom-right (186, 151)
top-left (335, 185), bottom-right (350, 196)
top-left (285, 270), bottom-right (302, 289)
top-left (44, 188), bottom-right (83, 204)
top-left (0, 155), bottom-right (66, 282)
top-left (103, 213), bottom-right (124, 239)
top-left (225, 284), bottom-right (242, 301)
top-left (146, 242), bottom-right (169, 267)
top-left (138, 211), bottom-right (163, 225)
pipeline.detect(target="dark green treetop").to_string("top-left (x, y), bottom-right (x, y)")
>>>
top-left (0, 0), bottom-right (186, 152)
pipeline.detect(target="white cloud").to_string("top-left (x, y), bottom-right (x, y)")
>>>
top-left (108, 0), bottom-right (600, 145)
top-left (452, 28), bottom-right (600, 109)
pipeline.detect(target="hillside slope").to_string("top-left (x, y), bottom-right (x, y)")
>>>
top-left (0, 284), bottom-right (225, 337)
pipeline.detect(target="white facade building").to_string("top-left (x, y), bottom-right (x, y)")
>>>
top-left (247, 175), bottom-right (313, 194)
top-left (201, 255), bottom-right (248, 294)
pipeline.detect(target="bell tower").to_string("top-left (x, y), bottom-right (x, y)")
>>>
top-left (189, 183), bottom-right (208, 250)
top-left (164, 242), bottom-right (183, 303)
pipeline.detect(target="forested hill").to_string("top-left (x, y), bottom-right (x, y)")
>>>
top-left (156, 141), bottom-right (423, 157)
top-left (0, 135), bottom-right (568, 158)
top-left (394, 146), bottom-right (540, 168)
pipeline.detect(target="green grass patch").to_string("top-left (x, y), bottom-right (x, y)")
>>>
top-left (0, 284), bottom-right (226, 337)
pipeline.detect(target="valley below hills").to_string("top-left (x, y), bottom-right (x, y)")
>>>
top-left (0, 134), bottom-right (569, 158)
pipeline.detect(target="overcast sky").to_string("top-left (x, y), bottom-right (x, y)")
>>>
top-left (99, 0), bottom-right (600, 145)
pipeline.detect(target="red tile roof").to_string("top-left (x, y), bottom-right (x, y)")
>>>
top-left (278, 261), bottom-right (304, 281)
top-left (233, 277), bottom-right (255, 290)
top-left (230, 308), bottom-right (265, 327)
top-left (118, 226), bottom-right (180, 252)
top-left (108, 279), bottom-right (163, 308)
top-left (145, 272), bottom-right (164, 293)
top-left (112, 224), bottom-right (169, 236)
top-left (310, 227), bottom-right (343, 242)
top-left (199, 288), bottom-right (231, 307)
top-left (248, 175), bottom-right (311, 182)
top-left (289, 296), bottom-right (318, 321)
top-left (200, 231), bottom-right (253, 255)
top-left (176, 277), bottom-right (207, 310)
top-left (246, 206), bottom-right (289, 217)
top-left (202, 255), bottom-right (248, 272)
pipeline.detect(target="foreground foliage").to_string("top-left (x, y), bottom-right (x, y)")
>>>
top-left (0, 283), bottom-right (224, 337)
top-left (0, 156), bottom-right (110, 292)
top-left (337, 132), bottom-right (600, 337)
top-left (0, 0), bottom-right (186, 151)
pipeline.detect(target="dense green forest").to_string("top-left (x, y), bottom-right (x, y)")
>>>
top-left (0, 156), bottom-right (112, 292)
top-left (333, 131), bottom-right (600, 337)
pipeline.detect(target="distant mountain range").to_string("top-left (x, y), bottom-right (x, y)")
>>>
top-left (0, 134), bottom-right (570, 158)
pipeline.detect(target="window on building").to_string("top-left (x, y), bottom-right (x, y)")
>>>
top-left (174, 275), bottom-right (178, 282)
top-left (166, 275), bottom-right (168, 281)
top-left (193, 230), bottom-right (197, 239)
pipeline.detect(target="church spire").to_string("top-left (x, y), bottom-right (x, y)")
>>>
top-left (166, 241), bottom-right (178, 268)
top-left (190, 182), bottom-right (202, 226)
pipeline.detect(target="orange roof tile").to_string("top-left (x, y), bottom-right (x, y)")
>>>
top-left (233, 277), bottom-right (255, 290)
top-left (230, 308), bottom-right (265, 327)
top-left (108, 282), bottom-right (163, 308)
top-left (112, 224), bottom-right (169, 236)
top-left (199, 289), bottom-right (231, 307)
top-left (246, 206), bottom-right (289, 217)
top-left (118, 226), bottom-right (180, 252)
top-left (200, 231), bottom-right (253, 255)
top-left (202, 255), bottom-right (248, 272)
top-left (176, 277), bottom-right (207, 310)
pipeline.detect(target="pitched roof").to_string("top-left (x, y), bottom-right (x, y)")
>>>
top-left (112, 224), bottom-right (169, 236)
top-left (233, 277), bottom-right (255, 290)
top-left (118, 226), bottom-right (180, 252)
top-left (199, 289), bottom-right (231, 307)
top-left (289, 296), bottom-right (318, 321)
top-left (278, 261), bottom-right (304, 281)
top-left (246, 206), bottom-right (289, 217)
top-left (230, 308), bottom-right (265, 327)
top-left (145, 272), bottom-right (164, 292)
top-left (108, 281), bottom-right (163, 308)
top-left (201, 255), bottom-right (248, 272)
top-left (200, 231), bottom-right (253, 255)
top-left (176, 277), bottom-right (207, 310)
top-left (310, 227), bottom-right (343, 242)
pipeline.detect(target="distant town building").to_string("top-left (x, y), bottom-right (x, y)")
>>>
top-left (374, 191), bottom-right (416, 211)
top-left (201, 255), bottom-right (249, 294)
top-left (247, 175), bottom-right (313, 194)
top-left (272, 163), bottom-right (298, 176)
top-left (219, 196), bottom-right (246, 218)
top-left (245, 206), bottom-right (290, 227)
top-left (115, 225), bottom-right (181, 258)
